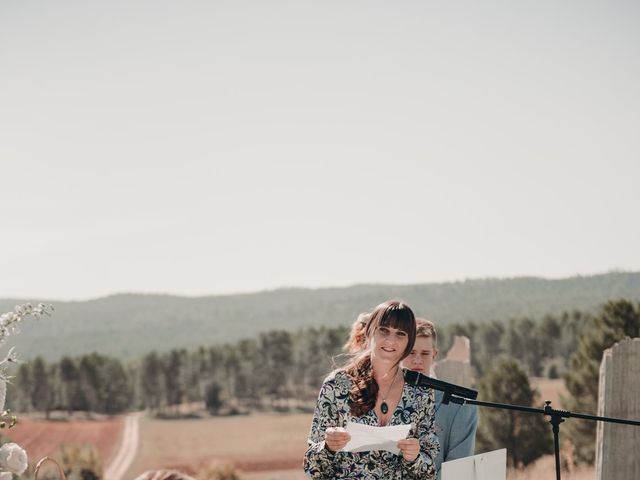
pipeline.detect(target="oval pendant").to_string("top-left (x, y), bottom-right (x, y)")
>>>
top-left (381, 401), bottom-right (388, 414)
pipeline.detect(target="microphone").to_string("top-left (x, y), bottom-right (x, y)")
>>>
top-left (404, 369), bottom-right (478, 401)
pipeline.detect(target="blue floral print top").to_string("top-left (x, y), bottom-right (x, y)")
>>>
top-left (303, 369), bottom-right (439, 479)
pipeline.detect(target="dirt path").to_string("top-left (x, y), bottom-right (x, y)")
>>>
top-left (105, 412), bottom-right (143, 480)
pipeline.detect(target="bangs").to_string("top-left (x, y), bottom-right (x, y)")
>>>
top-left (380, 307), bottom-right (414, 334)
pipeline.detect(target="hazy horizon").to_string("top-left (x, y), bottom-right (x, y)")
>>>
top-left (0, 269), bottom-right (636, 303)
top-left (2, 0), bottom-right (639, 300)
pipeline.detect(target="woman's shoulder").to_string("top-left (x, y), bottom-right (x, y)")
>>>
top-left (322, 368), bottom-right (352, 385)
top-left (320, 369), bottom-right (353, 398)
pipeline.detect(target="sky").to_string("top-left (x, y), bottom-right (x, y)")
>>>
top-left (1, 0), bottom-right (639, 300)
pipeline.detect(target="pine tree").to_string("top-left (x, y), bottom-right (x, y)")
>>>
top-left (78, 354), bottom-right (103, 416)
top-left (258, 330), bottom-right (293, 396)
top-left (564, 299), bottom-right (640, 463)
top-left (204, 380), bottom-right (224, 414)
top-left (474, 320), bottom-right (506, 376)
top-left (59, 356), bottom-right (80, 415)
top-left (102, 358), bottom-right (132, 414)
top-left (164, 349), bottom-right (187, 413)
top-left (30, 356), bottom-right (54, 419)
top-left (140, 351), bottom-right (165, 413)
top-left (14, 362), bottom-right (33, 412)
top-left (477, 355), bottom-right (552, 467)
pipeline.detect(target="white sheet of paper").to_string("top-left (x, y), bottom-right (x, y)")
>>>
top-left (441, 448), bottom-right (506, 480)
top-left (342, 421), bottom-right (412, 455)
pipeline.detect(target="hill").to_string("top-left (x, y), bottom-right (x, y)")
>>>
top-left (1, 272), bottom-right (639, 360)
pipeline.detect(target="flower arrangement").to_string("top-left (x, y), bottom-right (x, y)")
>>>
top-left (0, 303), bottom-right (54, 479)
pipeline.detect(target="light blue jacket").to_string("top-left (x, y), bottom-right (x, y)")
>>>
top-left (433, 389), bottom-right (478, 480)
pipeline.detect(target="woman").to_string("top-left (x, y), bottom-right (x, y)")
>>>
top-left (304, 300), bottom-right (439, 479)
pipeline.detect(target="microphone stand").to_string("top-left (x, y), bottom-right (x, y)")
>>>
top-left (404, 370), bottom-right (640, 480)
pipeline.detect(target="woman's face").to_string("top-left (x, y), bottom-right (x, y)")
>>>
top-left (402, 335), bottom-right (437, 374)
top-left (372, 324), bottom-right (409, 364)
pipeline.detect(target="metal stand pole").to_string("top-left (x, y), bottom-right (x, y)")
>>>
top-left (545, 401), bottom-right (565, 480)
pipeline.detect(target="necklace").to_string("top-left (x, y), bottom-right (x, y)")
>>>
top-left (380, 368), bottom-right (400, 415)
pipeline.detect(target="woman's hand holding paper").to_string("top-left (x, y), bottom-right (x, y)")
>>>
top-left (325, 427), bottom-right (351, 452)
top-left (397, 437), bottom-right (420, 462)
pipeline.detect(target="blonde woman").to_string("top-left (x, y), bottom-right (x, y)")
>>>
top-left (343, 312), bottom-right (371, 354)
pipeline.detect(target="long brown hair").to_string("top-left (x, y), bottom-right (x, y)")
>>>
top-left (343, 300), bottom-right (416, 416)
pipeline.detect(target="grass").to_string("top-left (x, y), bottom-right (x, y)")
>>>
top-left (125, 412), bottom-right (312, 479)
top-left (509, 455), bottom-right (594, 480)
top-left (126, 378), bottom-right (582, 479)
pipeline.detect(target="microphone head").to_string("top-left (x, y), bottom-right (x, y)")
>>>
top-left (404, 369), bottom-right (478, 400)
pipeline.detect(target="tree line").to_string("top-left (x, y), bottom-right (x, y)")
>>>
top-left (6, 305), bottom-right (594, 415)
top-left (8, 299), bottom-right (639, 468)
top-left (8, 326), bottom-right (349, 416)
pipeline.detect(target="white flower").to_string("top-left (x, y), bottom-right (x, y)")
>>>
top-left (0, 303), bottom-right (51, 477)
top-left (0, 443), bottom-right (28, 474)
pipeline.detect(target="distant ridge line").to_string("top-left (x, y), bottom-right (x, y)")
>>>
top-left (2, 271), bottom-right (639, 361)
top-left (3, 270), bottom-right (637, 303)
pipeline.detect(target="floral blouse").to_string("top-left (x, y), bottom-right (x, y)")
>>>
top-left (303, 369), bottom-right (439, 479)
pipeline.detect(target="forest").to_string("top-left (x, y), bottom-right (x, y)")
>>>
top-left (9, 298), bottom-right (640, 467)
